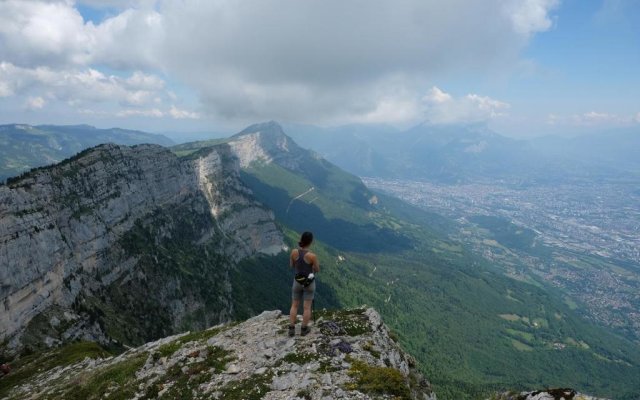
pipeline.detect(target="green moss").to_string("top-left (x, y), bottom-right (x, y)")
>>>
top-left (0, 341), bottom-right (111, 398)
top-left (280, 352), bottom-right (316, 365)
top-left (64, 351), bottom-right (148, 400)
top-left (315, 308), bottom-right (371, 336)
top-left (179, 324), bottom-right (231, 343)
top-left (218, 370), bottom-right (274, 400)
top-left (153, 325), bottom-right (229, 359)
top-left (145, 346), bottom-right (234, 400)
top-left (318, 359), bottom-right (340, 373)
top-left (157, 341), bottom-right (182, 358)
top-left (346, 359), bottom-right (411, 399)
top-left (362, 341), bottom-right (381, 359)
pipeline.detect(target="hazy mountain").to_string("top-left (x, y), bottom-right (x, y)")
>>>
top-left (284, 122), bottom-right (640, 184)
top-left (283, 122), bottom-right (397, 177)
top-left (530, 128), bottom-right (640, 178)
top-left (0, 124), bottom-right (174, 182)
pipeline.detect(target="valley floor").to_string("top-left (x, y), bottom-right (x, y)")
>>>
top-left (363, 178), bottom-right (640, 343)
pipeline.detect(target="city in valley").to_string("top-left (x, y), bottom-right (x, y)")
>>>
top-left (363, 178), bottom-right (640, 343)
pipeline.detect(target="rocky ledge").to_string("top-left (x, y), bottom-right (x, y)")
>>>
top-left (491, 388), bottom-right (608, 400)
top-left (0, 308), bottom-right (436, 400)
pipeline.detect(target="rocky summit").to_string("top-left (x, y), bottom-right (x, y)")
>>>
top-left (1, 307), bottom-right (436, 400)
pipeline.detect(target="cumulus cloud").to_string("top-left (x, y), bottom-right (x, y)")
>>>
top-left (504, 0), bottom-right (559, 35)
top-left (25, 96), bottom-right (46, 110)
top-left (0, 1), bottom-right (93, 67)
top-left (116, 108), bottom-right (163, 118)
top-left (0, 0), bottom-right (560, 125)
top-left (421, 87), bottom-right (510, 124)
top-left (169, 106), bottom-right (199, 119)
top-left (0, 61), bottom-right (169, 109)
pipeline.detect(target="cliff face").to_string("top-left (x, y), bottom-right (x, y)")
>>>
top-left (0, 143), bottom-right (283, 353)
top-left (229, 121), bottom-right (309, 169)
top-left (1, 307), bottom-right (437, 400)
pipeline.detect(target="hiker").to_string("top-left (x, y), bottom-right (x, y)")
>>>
top-left (0, 363), bottom-right (10, 376)
top-left (288, 231), bottom-right (320, 336)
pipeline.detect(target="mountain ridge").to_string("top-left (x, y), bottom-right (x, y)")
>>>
top-left (285, 122), bottom-right (640, 183)
top-left (0, 124), bottom-right (174, 182)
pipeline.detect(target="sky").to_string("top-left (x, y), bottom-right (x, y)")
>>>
top-left (0, 0), bottom-right (638, 137)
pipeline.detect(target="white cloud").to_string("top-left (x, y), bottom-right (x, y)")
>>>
top-left (0, 0), bottom-right (560, 125)
top-left (422, 87), bottom-right (510, 124)
top-left (116, 108), bottom-right (163, 118)
top-left (0, 62), bottom-right (168, 108)
top-left (504, 0), bottom-right (559, 36)
top-left (425, 87), bottom-right (453, 104)
top-left (168, 106), bottom-right (199, 119)
top-left (0, 0), bottom-right (93, 67)
top-left (25, 96), bottom-right (46, 110)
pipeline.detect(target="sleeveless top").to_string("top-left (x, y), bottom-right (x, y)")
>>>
top-left (294, 248), bottom-right (313, 277)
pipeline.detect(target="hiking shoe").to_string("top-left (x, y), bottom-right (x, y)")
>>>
top-left (288, 325), bottom-right (295, 337)
top-left (301, 325), bottom-right (310, 336)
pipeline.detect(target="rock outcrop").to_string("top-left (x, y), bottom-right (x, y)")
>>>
top-left (1, 307), bottom-right (436, 400)
top-left (491, 389), bottom-right (607, 400)
top-left (0, 143), bottom-right (283, 353)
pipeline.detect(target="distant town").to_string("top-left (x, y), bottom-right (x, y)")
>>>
top-left (364, 178), bottom-right (640, 343)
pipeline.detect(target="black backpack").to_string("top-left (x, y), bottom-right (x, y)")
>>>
top-left (295, 273), bottom-right (315, 287)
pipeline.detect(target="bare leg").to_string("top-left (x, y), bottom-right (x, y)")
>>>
top-left (289, 299), bottom-right (300, 325)
top-left (302, 299), bottom-right (313, 327)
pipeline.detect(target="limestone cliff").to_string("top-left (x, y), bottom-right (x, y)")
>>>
top-left (0, 307), bottom-right (437, 400)
top-left (229, 120), bottom-right (323, 170)
top-left (0, 143), bottom-right (283, 354)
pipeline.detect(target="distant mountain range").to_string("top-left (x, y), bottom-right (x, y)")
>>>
top-left (0, 124), bottom-right (174, 181)
top-left (284, 122), bottom-right (640, 184)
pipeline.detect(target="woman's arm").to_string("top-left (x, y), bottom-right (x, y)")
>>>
top-left (311, 253), bottom-right (320, 273)
top-left (290, 249), bottom-right (298, 268)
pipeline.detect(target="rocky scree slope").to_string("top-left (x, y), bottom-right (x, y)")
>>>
top-left (0, 143), bottom-right (282, 354)
top-left (1, 307), bottom-right (436, 400)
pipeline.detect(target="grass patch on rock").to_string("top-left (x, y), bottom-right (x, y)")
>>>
top-left (218, 370), bottom-right (274, 400)
top-left (145, 346), bottom-right (234, 399)
top-left (346, 359), bottom-right (410, 399)
top-left (64, 351), bottom-right (148, 400)
top-left (0, 341), bottom-right (111, 398)
top-left (280, 352), bottom-right (316, 365)
top-left (315, 307), bottom-right (371, 336)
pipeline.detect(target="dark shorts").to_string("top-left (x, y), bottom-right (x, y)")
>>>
top-left (292, 279), bottom-right (316, 301)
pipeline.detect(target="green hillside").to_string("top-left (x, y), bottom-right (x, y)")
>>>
top-left (202, 124), bottom-right (640, 400)
top-left (0, 124), bottom-right (173, 181)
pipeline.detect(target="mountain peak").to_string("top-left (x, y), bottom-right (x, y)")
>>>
top-left (235, 120), bottom-right (285, 138)
top-left (228, 121), bottom-right (304, 168)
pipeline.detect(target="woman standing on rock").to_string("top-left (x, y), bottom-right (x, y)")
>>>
top-left (288, 231), bottom-right (320, 336)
